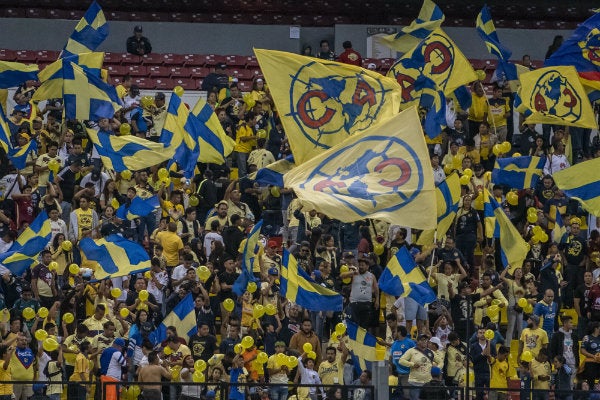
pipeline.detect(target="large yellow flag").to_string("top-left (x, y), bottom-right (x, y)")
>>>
top-left (283, 107), bottom-right (436, 228)
top-left (255, 48), bottom-right (402, 165)
top-left (515, 66), bottom-right (597, 129)
top-left (387, 28), bottom-right (477, 103)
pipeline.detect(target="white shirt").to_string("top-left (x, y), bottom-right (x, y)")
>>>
top-left (171, 264), bottom-right (189, 291)
top-left (433, 166), bottom-right (446, 185)
top-left (544, 153), bottom-right (570, 176)
top-left (147, 270), bottom-right (168, 303)
top-left (203, 231), bottom-right (223, 258)
top-left (50, 219), bottom-right (68, 243)
top-left (79, 172), bottom-right (110, 197)
top-left (0, 174), bottom-right (26, 199)
top-left (0, 238), bottom-right (13, 254)
top-left (105, 349), bottom-right (127, 379)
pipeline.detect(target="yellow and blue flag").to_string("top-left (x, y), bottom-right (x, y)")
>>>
top-left (491, 156), bottom-right (545, 189)
top-left (283, 107), bottom-right (436, 228)
top-left (87, 128), bottom-right (173, 172)
top-left (8, 138), bottom-right (37, 170)
top-left (255, 48), bottom-right (402, 165)
top-left (38, 52), bottom-right (105, 84)
top-left (34, 61), bottom-right (121, 121)
top-left (116, 195), bottom-right (159, 220)
top-left (551, 208), bottom-right (567, 243)
top-left (253, 155), bottom-right (295, 187)
top-left (416, 75), bottom-right (447, 137)
top-left (553, 157), bottom-right (600, 216)
top-left (232, 220), bottom-right (262, 297)
top-left (61, 1), bottom-right (108, 58)
top-left (79, 234), bottom-right (151, 280)
top-left (0, 210), bottom-right (52, 275)
top-left (377, 0), bottom-right (445, 54)
top-left (149, 293), bottom-right (197, 345)
top-left (345, 319), bottom-right (378, 374)
top-left (545, 12), bottom-right (600, 95)
top-left (378, 246), bottom-right (436, 304)
top-left (280, 249), bottom-right (343, 311)
top-left (484, 189), bottom-right (500, 239)
top-left (417, 172), bottom-right (461, 246)
top-left (489, 195), bottom-right (529, 272)
top-left (0, 61), bottom-right (38, 89)
top-left (191, 98), bottom-right (236, 165)
top-left (387, 28), bottom-right (478, 101)
top-left (0, 105), bottom-right (12, 152)
top-left (514, 66), bottom-right (598, 129)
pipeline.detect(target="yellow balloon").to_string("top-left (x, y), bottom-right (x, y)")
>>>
top-left (342, 278), bottom-right (351, 285)
top-left (452, 154), bottom-right (462, 168)
top-left (287, 356), bottom-right (299, 368)
top-left (531, 235), bottom-right (540, 244)
top-left (241, 336), bottom-right (255, 349)
top-left (69, 263), bottom-right (79, 275)
top-left (0, 309), bottom-right (9, 323)
top-left (521, 350), bottom-right (533, 362)
top-left (144, 271), bottom-right (152, 279)
top-left (506, 192), bottom-right (519, 206)
top-left (340, 265), bottom-right (349, 273)
top-left (463, 168), bottom-right (473, 178)
top-left (527, 213), bottom-right (538, 223)
top-left (234, 343), bottom-right (243, 354)
top-left (62, 240), bottom-right (73, 252)
top-left (373, 243), bottom-right (384, 256)
top-left (474, 193), bottom-right (484, 209)
top-left (484, 329), bottom-right (495, 340)
top-left (37, 307), bottom-right (49, 318)
top-left (501, 141), bottom-right (512, 154)
top-left (48, 159), bottom-right (60, 173)
top-left (189, 195), bottom-right (199, 207)
top-left (119, 123), bottom-right (131, 136)
top-left (192, 370), bottom-right (205, 382)
top-left (492, 144), bottom-right (502, 156)
top-left (111, 288), bottom-right (122, 298)
top-left (194, 359), bottom-right (207, 372)
top-left (513, 152), bottom-right (522, 157)
top-left (48, 261), bottom-right (58, 272)
top-left (270, 186), bottom-right (281, 198)
top-left (265, 303), bottom-right (277, 316)
top-left (157, 168), bottom-right (169, 180)
top-left (22, 307), bottom-right (35, 320)
top-left (275, 352), bottom-right (287, 366)
top-left (138, 289), bottom-right (149, 302)
top-left (307, 350), bottom-right (316, 360)
top-left (35, 329), bottom-right (48, 341)
top-left (486, 305), bottom-right (499, 317)
top-left (459, 174), bottom-right (471, 186)
top-left (256, 129), bottom-right (268, 139)
top-left (540, 232), bottom-right (549, 243)
top-left (223, 298), bottom-right (235, 312)
top-left (443, 164), bottom-right (454, 175)
top-left (197, 266), bottom-right (211, 281)
top-left (484, 171), bottom-right (492, 181)
top-left (63, 312), bottom-right (75, 324)
top-left (174, 86), bottom-right (185, 97)
top-left (247, 281), bottom-right (257, 294)
top-left (531, 225), bottom-right (543, 235)
top-left (243, 94), bottom-right (256, 109)
top-left (140, 95), bottom-right (154, 109)
top-left (163, 346), bottom-right (172, 355)
top-left (257, 351), bottom-right (269, 364)
top-left (121, 170), bottom-right (132, 180)
top-left (302, 343), bottom-right (313, 353)
top-left (518, 298), bottom-right (528, 308)
top-left (43, 337), bottom-right (59, 352)
top-left (119, 308), bottom-right (130, 318)
top-left (253, 304), bottom-right (265, 319)
top-left (476, 69), bottom-right (486, 81)
top-left (335, 322), bottom-right (346, 336)
top-left (111, 197), bottom-right (120, 209)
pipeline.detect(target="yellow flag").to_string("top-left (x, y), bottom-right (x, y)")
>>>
top-left (283, 107), bottom-right (436, 228)
top-left (255, 48), bottom-right (402, 165)
top-left (387, 28), bottom-right (477, 102)
top-left (515, 66), bottom-right (597, 129)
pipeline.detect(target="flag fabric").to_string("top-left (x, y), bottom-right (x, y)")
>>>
top-left (87, 128), bottom-right (174, 172)
top-left (280, 249), bottom-right (343, 312)
top-left (345, 319), bottom-right (378, 374)
top-left (116, 195), bottom-right (159, 220)
top-left (79, 234), bottom-right (151, 280)
top-left (283, 107), bottom-right (436, 228)
top-left (0, 61), bottom-right (38, 89)
top-left (491, 156), bottom-right (545, 189)
top-left (377, 0), bottom-right (445, 54)
top-left (545, 12), bottom-right (600, 93)
top-left (378, 246), bottom-right (436, 304)
top-left (191, 98), bottom-right (236, 164)
top-left (416, 172), bottom-right (461, 245)
top-left (387, 28), bottom-right (478, 100)
top-left (149, 293), bottom-right (197, 345)
top-left (514, 66), bottom-right (597, 129)
top-left (416, 75), bottom-right (447, 137)
top-left (232, 221), bottom-right (262, 296)
top-left (484, 189), bottom-right (500, 239)
top-left (489, 195), bottom-right (529, 272)
top-left (254, 48), bottom-right (402, 165)
top-left (8, 138), bottom-right (37, 170)
top-left (33, 61), bottom-right (121, 121)
top-left (61, 1), bottom-right (109, 58)
top-left (453, 85), bottom-right (472, 110)
top-left (0, 211), bottom-right (52, 275)
top-left (0, 106), bottom-right (11, 153)
top-left (37, 53), bottom-right (105, 84)
top-left (552, 158), bottom-right (600, 216)
top-left (252, 155), bottom-right (295, 187)
top-left (551, 208), bottom-right (567, 243)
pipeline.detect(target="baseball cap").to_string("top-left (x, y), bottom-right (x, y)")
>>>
top-left (343, 251), bottom-right (355, 259)
top-left (431, 366), bottom-right (442, 376)
top-left (429, 336), bottom-right (442, 349)
top-left (134, 25), bottom-right (143, 33)
top-left (113, 338), bottom-right (126, 347)
top-left (529, 315), bottom-right (540, 325)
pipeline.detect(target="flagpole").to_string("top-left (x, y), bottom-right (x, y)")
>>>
top-left (427, 230), bottom-right (438, 283)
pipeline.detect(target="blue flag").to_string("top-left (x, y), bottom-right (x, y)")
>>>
top-left (149, 293), bottom-right (197, 345)
top-left (345, 319), bottom-right (378, 374)
top-left (79, 234), bottom-right (150, 280)
top-left (116, 195), bottom-right (160, 220)
top-left (61, 1), bottom-right (109, 58)
top-left (232, 221), bottom-right (262, 296)
top-left (492, 156), bottom-right (545, 189)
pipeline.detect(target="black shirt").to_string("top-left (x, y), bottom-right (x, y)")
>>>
top-left (188, 333), bottom-right (218, 362)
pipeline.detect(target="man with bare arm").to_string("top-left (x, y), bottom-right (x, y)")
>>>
top-left (138, 351), bottom-right (172, 400)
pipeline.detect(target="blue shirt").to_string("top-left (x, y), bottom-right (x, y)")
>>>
top-left (534, 301), bottom-right (558, 338)
top-left (229, 367), bottom-right (246, 400)
top-left (391, 337), bottom-right (416, 375)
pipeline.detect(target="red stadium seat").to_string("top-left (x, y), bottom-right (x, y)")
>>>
top-left (47, 9), bottom-right (71, 19)
top-left (169, 12), bottom-right (192, 22)
top-left (233, 69), bottom-right (254, 81)
top-left (484, 59), bottom-right (498, 69)
top-left (103, 52), bottom-right (123, 65)
top-left (162, 53), bottom-right (185, 66)
top-left (246, 56), bottom-right (259, 68)
top-left (105, 65), bottom-right (128, 77)
top-left (168, 67), bottom-right (191, 78)
top-left (0, 49), bottom-right (17, 61)
top-left (189, 67), bottom-right (210, 78)
top-left (238, 80), bottom-right (252, 92)
top-left (35, 50), bottom-right (60, 63)
top-left (182, 54), bottom-right (205, 67)
top-left (141, 54), bottom-right (164, 66)
top-left (204, 55), bottom-right (227, 67)
top-left (470, 59), bottom-right (487, 70)
top-left (379, 58), bottom-right (395, 70)
top-left (226, 55), bottom-right (247, 67)
top-left (148, 66), bottom-right (171, 77)
top-left (154, 78), bottom-right (174, 90)
top-left (14, 50), bottom-right (37, 62)
top-left (126, 65), bottom-right (148, 76)
top-left (362, 58), bottom-right (380, 69)
top-left (172, 78), bottom-right (197, 90)
top-left (121, 54), bottom-right (142, 65)
top-left (26, 8), bottom-right (49, 18)
top-left (111, 76), bottom-right (123, 86)
top-left (133, 77), bottom-right (153, 89)
top-left (3, 8), bottom-right (26, 18)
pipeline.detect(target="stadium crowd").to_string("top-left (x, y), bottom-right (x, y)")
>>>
top-left (0, 30), bottom-right (600, 400)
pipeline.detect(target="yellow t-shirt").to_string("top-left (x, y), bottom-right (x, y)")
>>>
top-left (488, 98), bottom-right (510, 127)
top-left (520, 328), bottom-right (548, 358)
top-left (0, 361), bottom-right (11, 395)
top-left (63, 334), bottom-right (85, 366)
top-left (161, 200), bottom-right (184, 220)
top-left (168, 344), bottom-right (191, 381)
top-left (490, 358), bottom-right (508, 390)
top-left (10, 349), bottom-right (35, 380)
top-left (70, 353), bottom-right (90, 382)
top-left (205, 215), bottom-right (228, 231)
top-left (318, 359), bottom-right (345, 385)
top-left (155, 231), bottom-right (184, 266)
top-left (530, 358), bottom-right (551, 390)
top-left (116, 85), bottom-right (128, 100)
top-left (234, 124), bottom-right (255, 154)
top-left (36, 154), bottom-right (62, 187)
top-left (468, 94), bottom-right (488, 122)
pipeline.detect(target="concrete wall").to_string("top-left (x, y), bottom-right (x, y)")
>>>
top-left (0, 17), bottom-right (572, 60)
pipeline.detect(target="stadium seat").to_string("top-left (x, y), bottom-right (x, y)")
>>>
top-left (47, 9), bottom-right (71, 19)
top-left (121, 54), bottom-right (142, 65)
top-left (126, 65), bottom-right (148, 76)
top-left (380, 58), bottom-right (395, 71)
top-left (169, 12), bottom-right (192, 22)
top-left (233, 69), bottom-right (254, 81)
top-left (103, 52), bottom-right (123, 65)
top-left (168, 67), bottom-right (191, 78)
top-left (154, 78), bottom-right (174, 90)
top-left (189, 67), bottom-right (210, 78)
top-left (205, 55), bottom-right (227, 68)
top-left (141, 54), bottom-right (165, 66)
top-left (25, 8), bottom-right (49, 18)
top-left (470, 59), bottom-right (487, 70)
top-left (3, 8), bottom-right (26, 18)
top-left (111, 76), bottom-right (123, 86)
top-left (246, 56), bottom-right (259, 68)
top-left (238, 80), bottom-right (252, 92)
top-left (105, 64), bottom-right (128, 77)
top-left (35, 50), bottom-right (60, 63)
top-left (484, 59), bottom-right (498, 69)
top-left (172, 78), bottom-right (197, 90)
top-left (226, 55), bottom-right (248, 68)
top-left (362, 58), bottom-right (380, 69)
top-left (14, 50), bottom-right (37, 63)
top-left (182, 54), bottom-right (206, 67)
top-left (133, 77), bottom-right (153, 89)
top-left (162, 53), bottom-right (185, 66)
top-left (147, 66), bottom-right (171, 77)
top-left (0, 49), bottom-right (17, 61)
